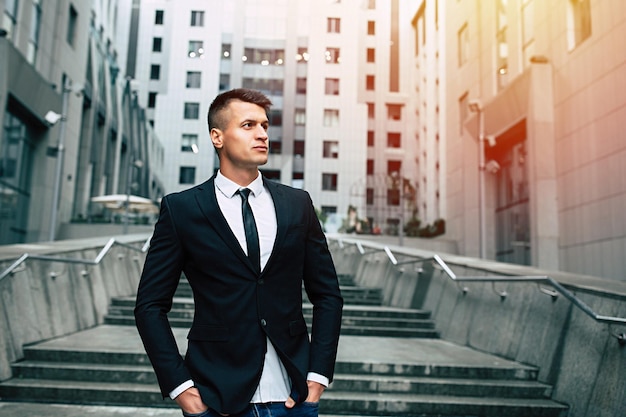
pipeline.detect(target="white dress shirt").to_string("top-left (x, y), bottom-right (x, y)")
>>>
top-left (169, 171), bottom-right (327, 402)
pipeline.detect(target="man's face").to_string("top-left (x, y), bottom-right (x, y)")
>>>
top-left (211, 100), bottom-right (269, 170)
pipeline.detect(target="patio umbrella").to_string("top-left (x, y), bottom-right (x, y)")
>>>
top-left (91, 194), bottom-right (159, 213)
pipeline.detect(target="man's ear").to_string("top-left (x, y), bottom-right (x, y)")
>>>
top-left (210, 128), bottom-right (223, 149)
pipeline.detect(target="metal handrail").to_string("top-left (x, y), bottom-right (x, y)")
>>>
top-left (0, 236), bottom-right (151, 283)
top-left (330, 237), bottom-right (626, 344)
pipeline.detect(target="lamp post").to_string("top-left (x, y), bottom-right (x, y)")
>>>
top-left (123, 159), bottom-right (143, 234)
top-left (468, 99), bottom-right (486, 258)
top-left (47, 79), bottom-right (72, 241)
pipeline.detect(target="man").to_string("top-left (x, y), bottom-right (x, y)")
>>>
top-left (135, 88), bottom-right (343, 417)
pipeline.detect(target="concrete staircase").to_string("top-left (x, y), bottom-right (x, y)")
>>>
top-left (0, 274), bottom-right (569, 416)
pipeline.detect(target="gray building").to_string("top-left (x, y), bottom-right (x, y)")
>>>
top-left (0, 0), bottom-right (164, 245)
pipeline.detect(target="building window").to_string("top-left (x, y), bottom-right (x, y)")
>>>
top-left (186, 71), bottom-right (201, 88)
top-left (323, 109), bottom-right (339, 127)
top-left (366, 188), bottom-right (374, 205)
top-left (387, 104), bottom-right (402, 120)
top-left (327, 17), bottom-right (340, 33)
top-left (219, 73), bottom-right (230, 91)
top-left (387, 133), bottom-right (401, 148)
top-left (325, 47), bottom-right (340, 63)
top-left (322, 173), bottom-right (338, 191)
top-left (222, 43), bottom-right (231, 59)
top-left (67, 5), bottom-right (78, 46)
top-left (148, 92), bottom-right (157, 108)
top-left (567, 0), bottom-right (591, 50)
top-left (367, 131), bottom-right (374, 147)
top-left (152, 37), bottom-right (162, 52)
top-left (242, 78), bottom-right (284, 96)
top-left (3, 0), bottom-right (18, 39)
top-left (296, 77), bottom-right (307, 94)
top-left (188, 40), bottom-right (204, 58)
top-left (243, 48), bottom-right (285, 65)
top-left (325, 78), bottom-right (340, 95)
top-left (179, 166), bottom-right (196, 184)
top-left (367, 102), bottom-right (375, 119)
top-left (269, 142), bottom-right (282, 154)
top-left (184, 102), bottom-right (200, 119)
top-left (181, 134), bottom-right (199, 152)
top-left (294, 140), bottom-right (305, 157)
top-left (295, 109), bottom-right (306, 125)
top-left (269, 110), bottom-right (282, 127)
top-left (296, 47), bottom-right (309, 62)
top-left (458, 22), bottom-right (469, 66)
top-left (27, 0), bottom-right (42, 64)
top-left (387, 160), bottom-right (402, 175)
top-left (368, 0), bottom-right (376, 9)
top-left (321, 206), bottom-right (337, 216)
top-left (150, 64), bottom-right (160, 80)
top-left (387, 160), bottom-right (402, 206)
top-left (367, 21), bottom-right (375, 35)
top-left (190, 10), bottom-right (204, 27)
top-left (323, 141), bottom-right (339, 158)
top-left (366, 48), bottom-right (375, 63)
top-left (496, 0), bottom-right (508, 90)
top-left (522, 0), bottom-right (535, 67)
top-left (367, 159), bottom-right (374, 175)
top-left (366, 75), bottom-right (375, 90)
top-left (155, 10), bottom-right (164, 25)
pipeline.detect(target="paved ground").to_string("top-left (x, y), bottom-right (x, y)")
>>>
top-left (0, 325), bottom-right (529, 417)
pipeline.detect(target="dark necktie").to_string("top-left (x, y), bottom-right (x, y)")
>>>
top-left (237, 188), bottom-right (260, 273)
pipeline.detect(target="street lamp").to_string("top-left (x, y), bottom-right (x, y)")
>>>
top-left (47, 79), bottom-right (72, 241)
top-left (468, 99), bottom-right (486, 258)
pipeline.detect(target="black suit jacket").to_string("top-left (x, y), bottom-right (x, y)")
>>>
top-left (134, 176), bottom-right (343, 414)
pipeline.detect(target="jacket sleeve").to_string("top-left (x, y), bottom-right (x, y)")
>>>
top-left (301, 193), bottom-right (343, 382)
top-left (134, 196), bottom-right (192, 397)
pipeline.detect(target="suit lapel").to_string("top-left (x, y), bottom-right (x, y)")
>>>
top-left (193, 177), bottom-right (255, 273)
top-left (264, 178), bottom-right (289, 271)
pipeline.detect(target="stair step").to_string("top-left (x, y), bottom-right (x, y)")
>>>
top-left (10, 361), bottom-right (549, 399)
top-left (11, 361), bottom-right (156, 384)
top-left (0, 379), bottom-right (568, 417)
top-left (0, 378), bottom-right (168, 408)
top-left (107, 304), bottom-right (433, 322)
top-left (321, 391), bottom-right (568, 417)
top-left (329, 374), bottom-right (551, 398)
top-left (17, 353), bottom-right (535, 382)
top-left (109, 298), bottom-right (433, 319)
top-left (106, 310), bottom-right (436, 329)
top-left (103, 316), bottom-right (439, 338)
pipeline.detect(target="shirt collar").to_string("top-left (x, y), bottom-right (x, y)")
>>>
top-left (215, 170), bottom-right (264, 198)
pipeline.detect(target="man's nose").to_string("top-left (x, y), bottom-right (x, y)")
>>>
top-left (256, 125), bottom-right (268, 139)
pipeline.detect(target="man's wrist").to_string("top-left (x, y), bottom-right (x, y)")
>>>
top-left (306, 372), bottom-right (329, 387)
top-left (169, 379), bottom-right (195, 399)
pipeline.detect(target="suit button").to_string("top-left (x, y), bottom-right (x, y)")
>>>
top-left (258, 279), bottom-right (264, 285)
top-left (261, 319), bottom-right (267, 326)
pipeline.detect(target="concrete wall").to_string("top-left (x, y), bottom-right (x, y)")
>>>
top-left (0, 234), bottom-right (150, 382)
top-left (328, 236), bottom-right (626, 417)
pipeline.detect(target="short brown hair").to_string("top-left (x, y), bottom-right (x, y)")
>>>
top-left (207, 88), bottom-right (272, 131)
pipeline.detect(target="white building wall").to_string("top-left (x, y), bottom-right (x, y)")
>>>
top-left (443, 0), bottom-right (626, 280)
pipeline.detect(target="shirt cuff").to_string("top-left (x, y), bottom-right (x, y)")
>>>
top-left (306, 372), bottom-right (329, 387)
top-left (169, 379), bottom-right (195, 399)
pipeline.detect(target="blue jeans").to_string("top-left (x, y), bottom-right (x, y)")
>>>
top-left (182, 402), bottom-right (319, 417)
